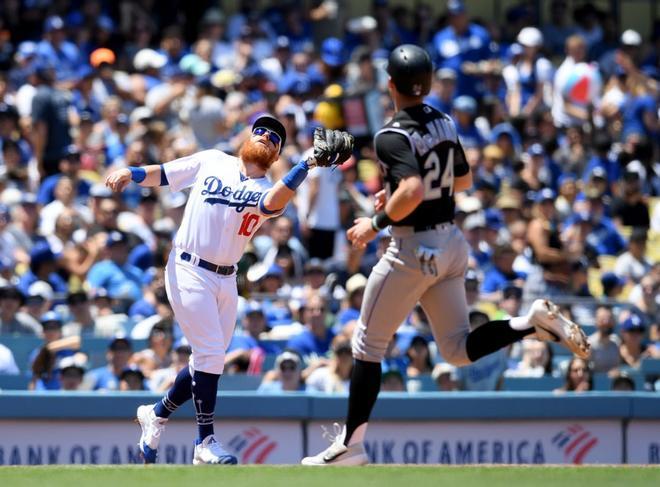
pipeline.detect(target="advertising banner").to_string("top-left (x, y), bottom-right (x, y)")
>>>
top-left (0, 420), bottom-right (301, 465)
top-left (626, 421), bottom-right (660, 464)
top-left (307, 420), bottom-right (622, 464)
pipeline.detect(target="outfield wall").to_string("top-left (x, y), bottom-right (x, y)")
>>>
top-left (0, 392), bottom-right (658, 465)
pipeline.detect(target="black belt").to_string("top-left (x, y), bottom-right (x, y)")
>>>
top-left (412, 221), bottom-right (454, 233)
top-left (180, 252), bottom-right (235, 276)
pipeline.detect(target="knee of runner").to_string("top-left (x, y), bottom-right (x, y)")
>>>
top-left (351, 338), bottom-right (386, 363)
top-left (438, 341), bottom-right (471, 367)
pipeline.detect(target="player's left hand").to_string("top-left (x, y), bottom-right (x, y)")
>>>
top-left (347, 217), bottom-right (378, 250)
top-left (310, 127), bottom-right (354, 168)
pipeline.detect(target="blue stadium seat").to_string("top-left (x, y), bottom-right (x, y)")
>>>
top-left (592, 371), bottom-right (645, 391)
top-left (262, 353), bottom-right (277, 372)
top-left (640, 359), bottom-right (660, 377)
top-left (405, 374), bottom-right (437, 392)
top-left (502, 376), bottom-right (563, 391)
top-left (0, 336), bottom-right (148, 373)
top-left (0, 374), bottom-right (31, 390)
top-left (218, 374), bottom-right (263, 391)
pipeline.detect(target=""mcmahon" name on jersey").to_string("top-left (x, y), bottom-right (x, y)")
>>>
top-left (201, 176), bottom-right (263, 212)
top-left (410, 118), bottom-right (457, 158)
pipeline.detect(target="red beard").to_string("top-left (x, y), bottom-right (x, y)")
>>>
top-left (239, 138), bottom-right (278, 171)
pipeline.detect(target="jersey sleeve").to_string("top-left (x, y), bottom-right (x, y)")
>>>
top-left (375, 131), bottom-right (419, 181)
top-left (162, 150), bottom-right (214, 192)
top-left (257, 190), bottom-right (286, 218)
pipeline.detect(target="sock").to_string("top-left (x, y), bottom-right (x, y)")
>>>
top-left (510, 315), bottom-right (533, 331)
top-left (466, 319), bottom-right (534, 362)
top-left (344, 359), bottom-right (381, 447)
top-left (154, 366), bottom-right (193, 418)
top-left (192, 370), bottom-right (221, 442)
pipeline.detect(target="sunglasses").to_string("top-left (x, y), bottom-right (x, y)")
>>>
top-left (280, 363), bottom-right (297, 372)
top-left (253, 127), bottom-right (281, 146)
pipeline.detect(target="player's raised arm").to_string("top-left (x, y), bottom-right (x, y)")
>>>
top-left (261, 127), bottom-right (354, 212)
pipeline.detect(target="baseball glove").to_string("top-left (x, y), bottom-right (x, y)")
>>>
top-left (311, 127), bottom-right (355, 168)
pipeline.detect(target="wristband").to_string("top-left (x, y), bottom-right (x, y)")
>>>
top-left (128, 166), bottom-right (146, 183)
top-left (282, 160), bottom-right (310, 190)
top-left (371, 211), bottom-right (394, 231)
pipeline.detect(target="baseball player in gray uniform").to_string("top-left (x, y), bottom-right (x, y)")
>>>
top-left (302, 44), bottom-right (590, 466)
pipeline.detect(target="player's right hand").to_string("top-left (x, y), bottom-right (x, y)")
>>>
top-left (105, 168), bottom-right (132, 192)
top-left (347, 217), bottom-right (378, 250)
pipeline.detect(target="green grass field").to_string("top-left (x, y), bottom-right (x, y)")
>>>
top-left (0, 465), bottom-right (659, 487)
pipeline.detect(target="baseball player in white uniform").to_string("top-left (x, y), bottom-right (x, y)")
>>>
top-left (105, 115), bottom-right (353, 464)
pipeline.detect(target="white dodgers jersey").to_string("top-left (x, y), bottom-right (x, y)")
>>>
top-left (163, 149), bottom-right (282, 265)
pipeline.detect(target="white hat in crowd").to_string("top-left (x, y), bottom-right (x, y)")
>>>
top-left (620, 29), bottom-right (642, 46)
top-left (517, 27), bottom-right (543, 48)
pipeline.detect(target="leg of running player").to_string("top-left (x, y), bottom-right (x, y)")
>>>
top-left (302, 246), bottom-right (428, 465)
top-left (420, 276), bottom-right (534, 366)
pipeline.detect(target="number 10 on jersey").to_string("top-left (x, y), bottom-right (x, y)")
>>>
top-left (238, 213), bottom-right (260, 236)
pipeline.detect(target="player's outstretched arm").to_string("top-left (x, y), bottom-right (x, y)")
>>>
top-left (105, 165), bottom-right (165, 192)
top-left (261, 128), bottom-right (354, 213)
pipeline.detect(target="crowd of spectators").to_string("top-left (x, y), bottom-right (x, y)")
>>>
top-left (0, 0), bottom-right (658, 395)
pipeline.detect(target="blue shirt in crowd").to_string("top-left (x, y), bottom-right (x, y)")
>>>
top-left (433, 23), bottom-right (492, 99)
top-left (87, 260), bottom-right (144, 302)
top-left (481, 267), bottom-right (526, 294)
top-left (37, 175), bottom-right (91, 205)
top-left (286, 328), bottom-right (335, 358)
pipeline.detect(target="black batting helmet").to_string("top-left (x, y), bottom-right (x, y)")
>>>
top-left (386, 44), bottom-right (433, 97)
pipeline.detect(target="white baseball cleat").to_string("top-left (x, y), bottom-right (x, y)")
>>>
top-left (136, 404), bottom-right (168, 464)
top-left (301, 423), bottom-right (369, 466)
top-left (528, 299), bottom-right (591, 359)
top-left (193, 434), bottom-right (238, 465)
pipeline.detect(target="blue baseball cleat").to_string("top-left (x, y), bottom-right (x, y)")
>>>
top-left (193, 435), bottom-right (238, 465)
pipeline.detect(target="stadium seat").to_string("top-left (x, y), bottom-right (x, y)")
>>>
top-left (218, 374), bottom-right (263, 391)
top-left (0, 374), bottom-right (31, 390)
top-left (640, 358), bottom-right (660, 377)
top-left (502, 376), bottom-right (563, 391)
top-left (592, 371), bottom-right (644, 391)
top-left (0, 337), bottom-right (148, 372)
top-left (262, 353), bottom-right (277, 372)
top-left (405, 374), bottom-right (437, 392)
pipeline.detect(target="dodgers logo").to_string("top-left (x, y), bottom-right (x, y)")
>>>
top-left (226, 427), bottom-right (278, 464)
top-left (551, 424), bottom-right (599, 464)
top-left (201, 176), bottom-right (262, 212)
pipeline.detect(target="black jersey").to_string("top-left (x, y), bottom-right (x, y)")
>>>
top-left (374, 104), bottom-right (470, 229)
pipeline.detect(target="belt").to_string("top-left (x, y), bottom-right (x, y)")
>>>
top-left (412, 221), bottom-right (454, 233)
top-left (180, 252), bottom-right (235, 276)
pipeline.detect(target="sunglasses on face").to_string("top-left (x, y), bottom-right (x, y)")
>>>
top-left (252, 127), bottom-right (281, 146)
top-left (280, 363), bottom-right (297, 372)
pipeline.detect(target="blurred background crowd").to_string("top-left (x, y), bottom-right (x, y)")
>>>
top-left (0, 0), bottom-right (658, 395)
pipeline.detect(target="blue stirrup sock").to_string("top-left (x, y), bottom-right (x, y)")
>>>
top-left (192, 370), bottom-right (221, 442)
top-left (154, 365), bottom-right (193, 418)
